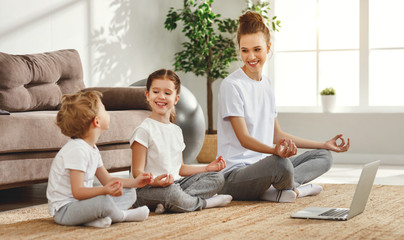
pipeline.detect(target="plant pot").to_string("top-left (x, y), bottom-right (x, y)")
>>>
top-left (321, 95), bottom-right (336, 113)
top-left (196, 134), bottom-right (217, 163)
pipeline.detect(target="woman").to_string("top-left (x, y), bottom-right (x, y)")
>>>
top-left (217, 11), bottom-right (350, 202)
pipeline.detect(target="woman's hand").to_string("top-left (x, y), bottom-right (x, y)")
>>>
top-left (325, 134), bottom-right (350, 152)
top-left (274, 139), bottom-right (297, 158)
top-left (205, 156), bottom-right (226, 172)
top-left (103, 180), bottom-right (123, 197)
top-left (133, 172), bottom-right (153, 188)
top-left (151, 174), bottom-right (174, 187)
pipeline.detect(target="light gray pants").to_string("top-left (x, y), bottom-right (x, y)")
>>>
top-left (219, 149), bottom-right (333, 200)
top-left (134, 172), bottom-right (224, 213)
top-left (54, 188), bottom-right (136, 226)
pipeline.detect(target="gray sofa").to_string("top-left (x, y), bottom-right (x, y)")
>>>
top-left (0, 49), bottom-right (153, 190)
top-left (0, 49), bottom-right (206, 190)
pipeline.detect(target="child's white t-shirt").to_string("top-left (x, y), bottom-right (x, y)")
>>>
top-left (217, 68), bottom-right (277, 172)
top-left (46, 138), bottom-right (103, 216)
top-left (129, 118), bottom-right (186, 181)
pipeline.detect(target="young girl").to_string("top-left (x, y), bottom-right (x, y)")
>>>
top-left (130, 69), bottom-right (232, 213)
top-left (217, 11), bottom-right (350, 202)
top-left (47, 91), bottom-right (153, 228)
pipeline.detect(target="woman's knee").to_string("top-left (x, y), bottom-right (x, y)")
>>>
top-left (271, 156), bottom-right (294, 176)
top-left (317, 149), bottom-right (333, 171)
top-left (261, 156), bottom-right (294, 189)
top-left (256, 155), bottom-right (294, 180)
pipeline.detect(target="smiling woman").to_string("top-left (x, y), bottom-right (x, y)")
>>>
top-left (239, 32), bottom-right (270, 81)
top-left (216, 10), bottom-right (351, 204)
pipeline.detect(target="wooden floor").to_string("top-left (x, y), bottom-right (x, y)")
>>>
top-left (0, 183), bottom-right (48, 212)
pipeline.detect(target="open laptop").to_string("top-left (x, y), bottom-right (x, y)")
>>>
top-left (290, 160), bottom-right (380, 221)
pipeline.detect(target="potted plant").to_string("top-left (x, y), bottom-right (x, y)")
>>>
top-left (320, 87), bottom-right (336, 113)
top-left (164, 0), bottom-right (280, 162)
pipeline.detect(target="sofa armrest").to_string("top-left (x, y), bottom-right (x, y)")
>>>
top-left (82, 87), bottom-right (149, 110)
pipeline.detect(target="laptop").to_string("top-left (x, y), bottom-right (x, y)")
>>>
top-left (290, 160), bottom-right (380, 221)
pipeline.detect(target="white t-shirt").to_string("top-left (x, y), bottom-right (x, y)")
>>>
top-left (129, 118), bottom-right (186, 181)
top-left (217, 68), bottom-right (278, 172)
top-left (46, 138), bottom-right (103, 216)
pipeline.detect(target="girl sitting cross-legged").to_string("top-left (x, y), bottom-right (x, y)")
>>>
top-left (130, 69), bottom-right (232, 213)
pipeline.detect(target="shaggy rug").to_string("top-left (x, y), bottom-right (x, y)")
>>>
top-left (0, 184), bottom-right (403, 240)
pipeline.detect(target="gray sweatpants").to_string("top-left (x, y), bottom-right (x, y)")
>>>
top-left (219, 149), bottom-right (333, 200)
top-left (54, 188), bottom-right (136, 226)
top-left (134, 172), bottom-right (224, 213)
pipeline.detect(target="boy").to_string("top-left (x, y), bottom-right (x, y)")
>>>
top-left (46, 90), bottom-right (153, 228)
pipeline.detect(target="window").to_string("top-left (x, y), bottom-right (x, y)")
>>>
top-left (369, 0), bottom-right (404, 107)
top-left (271, 0), bottom-right (404, 112)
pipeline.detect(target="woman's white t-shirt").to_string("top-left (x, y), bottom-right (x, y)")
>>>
top-left (129, 118), bottom-right (186, 181)
top-left (217, 68), bottom-right (277, 172)
top-left (46, 138), bottom-right (103, 216)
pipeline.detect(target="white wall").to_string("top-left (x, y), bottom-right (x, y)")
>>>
top-left (0, 0), bottom-right (92, 84)
top-left (278, 113), bottom-right (404, 166)
top-left (1, 0), bottom-right (402, 165)
top-left (0, 0), bottom-right (242, 116)
top-left (0, 0), bottom-right (185, 87)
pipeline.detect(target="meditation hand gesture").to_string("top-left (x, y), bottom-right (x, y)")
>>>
top-left (275, 139), bottom-right (297, 158)
top-left (152, 174), bottom-right (174, 187)
top-left (104, 180), bottom-right (123, 197)
top-left (134, 172), bottom-right (154, 188)
top-left (205, 156), bottom-right (226, 172)
top-left (325, 134), bottom-right (350, 152)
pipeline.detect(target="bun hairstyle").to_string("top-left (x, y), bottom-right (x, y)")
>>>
top-left (237, 11), bottom-right (271, 46)
top-left (146, 69), bottom-right (181, 123)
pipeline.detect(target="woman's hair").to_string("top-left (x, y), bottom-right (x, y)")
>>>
top-left (56, 90), bottom-right (103, 138)
top-left (146, 69), bottom-right (181, 123)
top-left (237, 11), bottom-right (271, 46)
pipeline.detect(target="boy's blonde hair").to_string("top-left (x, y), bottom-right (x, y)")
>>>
top-left (56, 90), bottom-right (103, 138)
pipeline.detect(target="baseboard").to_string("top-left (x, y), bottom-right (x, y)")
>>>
top-left (331, 152), bottom-right (404, 166)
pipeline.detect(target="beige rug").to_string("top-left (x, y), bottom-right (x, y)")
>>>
top-left (0, 184), bottom-right (403, 240)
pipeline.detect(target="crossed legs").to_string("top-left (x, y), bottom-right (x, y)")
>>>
top-left (220, 149), bottom-right (333, 202)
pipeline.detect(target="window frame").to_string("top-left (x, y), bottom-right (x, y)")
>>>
top-left (269, 0), bottom-right (404, 113)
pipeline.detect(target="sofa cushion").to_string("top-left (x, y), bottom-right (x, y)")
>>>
top-left (0, 145), bottom-right (132, 187)
top-left (0, 49), bottom-right (84, 112)
top-left (0, 110), bottom-right (150, 154)
top-left (83, 87), bottom-right (149, 110)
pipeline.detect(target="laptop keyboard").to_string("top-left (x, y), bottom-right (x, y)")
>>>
top-left (319, 208), bottom-right (349, 217)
